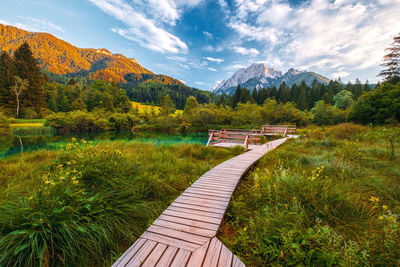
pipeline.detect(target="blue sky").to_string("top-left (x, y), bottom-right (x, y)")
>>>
top-left (1, 0), bottom-right (400, 90)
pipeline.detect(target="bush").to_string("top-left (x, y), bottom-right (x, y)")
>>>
top-left (328, 123), bottom-right (367, 140)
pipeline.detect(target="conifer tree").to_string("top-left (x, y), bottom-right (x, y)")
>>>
top-left (379, 32), bottom-right (400, 84)
top-left (0, 52), bottom-right (17, 112)
top-left (232, 85), bottom-right (242, 108)
top-left (13, 42), bottom-right (47, 115)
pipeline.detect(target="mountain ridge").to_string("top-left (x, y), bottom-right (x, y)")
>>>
top-left (0, 24), bottom-right (183, 86)
top-left (213, 63), bottom-right (330, 95)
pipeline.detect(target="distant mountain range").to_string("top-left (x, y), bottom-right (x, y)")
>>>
top-left (213, 63), bottom-right (330, 95)
top-left (0, 24), bottom-right (183, 86)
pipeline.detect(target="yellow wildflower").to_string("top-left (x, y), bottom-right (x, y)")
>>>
top-left (44, 180), bottom-right (50, 184)
top-left (378, 216), bottom-right (384, 220)
top-left (28, 196), bottom-right (33, 200)
top-left (71, 176), bottom-right (76, 180)
top-left (73, 180), bottom-right (79, 185)
top-left (382, 205), bottom-right (388, 211)
top-left (72, 137), bottom-right (77, 142)
top-left (57, 164), bottom-right (63, 169)
top-left (50, 181), bottom-right (56, 186)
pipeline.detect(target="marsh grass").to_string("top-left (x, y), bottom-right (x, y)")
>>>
top-left (11, 126), bottom-right (55, 136)
top-left (0, 140), bottom-right (243, 266)
top-left (218, 124), bottom-right (400, 266)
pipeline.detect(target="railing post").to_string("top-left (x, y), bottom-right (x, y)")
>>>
top-left (207, 130), bottom-right (214, 146)
top-left (244, 134), bottom-right (249, 150)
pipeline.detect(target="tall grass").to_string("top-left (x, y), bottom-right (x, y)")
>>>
top-left (11, 126), bottom-right (55, 136)
top-left (0, 140), bottom-right (243, 266)
top-left (218, 124), bottom-right (400, 266)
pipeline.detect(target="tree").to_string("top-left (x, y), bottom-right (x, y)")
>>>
top-left (0, 52), bottom-right (16, 112)
top-left (160, 95), bottom-right (175, 116)
top-left (13, 42), bottom-right (47, 115)
top-left (379, 33), bottom-right (400, 84)
top-left (11, 76), bottom-right (29, 118)
top-left (333, 90), bottom-right (354, 109)
top-left (183, 96), bottom-right (199, 116)
top-left (232, 85), bottom-right (242, 108)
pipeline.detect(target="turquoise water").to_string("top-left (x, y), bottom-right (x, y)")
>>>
top-left (0, 131), bottom-right (208, 158)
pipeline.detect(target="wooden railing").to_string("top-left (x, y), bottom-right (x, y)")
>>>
top-left (261, 125), bottom-right (296, 135)
top-left (207, 129), bottom-right (262, 149)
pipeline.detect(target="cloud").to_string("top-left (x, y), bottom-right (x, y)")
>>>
top-left (332, 71), bottom-right (350, 79)
top-left (233, 46), bottom-right (260, 56)
top-left (223, 63), bottom-right (246, 71)
top-left (208, 67), bottom-right (217, 71)
top-left (227, 0), bottom-right (400, 80)
top-left (195, 81), bottom-right (205, 85)
top-left (1, 17), bottom-right (64, 33)
top-left (204, 57), bottom-right (224, 63)
top-left (203, 31), bottom-right (213, 38)
top-left (89, 0), bottom-right (188, 54)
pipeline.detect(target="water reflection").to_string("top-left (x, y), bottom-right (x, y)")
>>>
top-left (0, 131), bottom-right (208, 158)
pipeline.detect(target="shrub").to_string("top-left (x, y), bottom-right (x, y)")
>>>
top-left (0, 112), bottom-right (10, 136)
top-left (328, 123), bottom-right (367, 140)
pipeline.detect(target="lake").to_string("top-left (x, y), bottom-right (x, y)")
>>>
top-left (0, 131), bottom-right (208, 158)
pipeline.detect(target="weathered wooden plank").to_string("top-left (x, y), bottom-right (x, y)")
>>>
top-left (187, 240), bottom-right (210, 267)
top-left (112, 238), bottom-right (146, 267)
top-left (189, 184), bottom-right (233, 194)
top-left (170, 249), bottom-right (191, 267)
top-left (163, 209), bottom-right (222, 224)
top-left (203, 237), bottom-right (223, 267)
top-left (153, 218), bottom-right (216, 238)
top-left (182, 192), bottom-right (231, 202)
top-left (125, 239), bottom-right (157, 266)
top-left (141, 231), bottom-right (200, 251)
top-left (155, 246), bottom-right (178, 267)
top-left (141, 243), bottom-right (168, 267)
top-left (218, 244), bottom-right (233, 267)
top-left (170, 202), bottom-right (226, 214)
top-left (192, 182), bottom-right (237, 190)
top-left (158, 214), bottom-right (220, 231)
top-left (232, 254), bottom-right (245, 267)
top-left (175, 196), bottom-right (228, 210)
top-left (184, 188), bottom-right (233, 199)
top-left (168, 206), bottom-right (223, 219)
top-left (147, 224), bottom-right (210, 245)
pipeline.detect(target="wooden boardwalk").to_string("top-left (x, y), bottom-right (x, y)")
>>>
top-left (113, 138), bottom-right (289, 267)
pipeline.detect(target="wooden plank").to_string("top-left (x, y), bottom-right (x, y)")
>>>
top-left (232, 254), bottom-right (245, 267)
top-left (218, 244), bottom-right (233, 267)
top-left (155, 246), bottom-right (178, 267)
top-left (175, 196), bottom-right (228, 210)
top-left (142, 243), bottom-right (168, 267)
top-left (112, 238), bottom-right (146, 267)
top-left (171, 201), bottom-right (226, 214)
top-left (125, 239), bottom-right (157, 266)
top-left (153, 218), bottom-right (216, 238)
top-left (190, 184), bottom-right (233, 194)
top-left (193, 182), bottom-right (237, 190)
top-left (187, 240), bottom-right (210, 267)
top-left (159, 214), bottom-right (220, 231)
top-left (168, 206), bottom-right (223, 219)
top-left (147, 224), bottom-right (210, 245)
top-left (141, 231), bottom-right (200, 252)
top-left (203, 237), bottom-right (223, 267)
top-left (182, 192), bottom-right (231, 202)
top-left (163, 209), bottom-right (222, 224)
top-left (184, 187), bottom-right (233, 198)
top-left (170, 249), bottom-right (191, 267)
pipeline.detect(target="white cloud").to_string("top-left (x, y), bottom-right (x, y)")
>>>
top-left (195, 81), bottom-right (205, 85)
top-left (223, 63), bottom-right (246, 71)
top-left (233, 46), bottom-right (260, 56)
top-left (208, 67), bottom-right (217, 71)
top-left (203, 31), bottom-right (213, 38)
top-left (204, 57), bottom-right (224, 63)
top-left (89, 0), bottom-right (188, 54)
top-left (332, 71), bottom-right (350, 79)
top-left (228, 0), bottom-right (400, 81)
top-left (1, 17), bottom-right (64, 33)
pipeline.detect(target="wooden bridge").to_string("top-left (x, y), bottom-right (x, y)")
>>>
top-left (207, 125), bottom-right (296, 150)
top-left (112, 138), bottom-right (289, 266)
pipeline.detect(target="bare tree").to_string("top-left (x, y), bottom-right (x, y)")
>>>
top-left (12, 76), bottom-right (29, 118)
top-left (379, 33), bottom-right (400, 83)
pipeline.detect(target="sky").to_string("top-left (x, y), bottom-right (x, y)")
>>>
top-left (1, 0), bottom-right (400, 90)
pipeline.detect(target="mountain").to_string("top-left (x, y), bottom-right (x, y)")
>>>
top-left (0, 24), bottom-right (183, 85)
top-left (213, 63), bottom-right (330, 95)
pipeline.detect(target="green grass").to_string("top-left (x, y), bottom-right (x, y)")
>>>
top-left (218, 124), bottom-right (400, 266)
top-left (11, 126), bottom-right (55, 136)
top-left (9, 119), bottom-right (46, 124)
top-left (0, 140), bottom-right (244, 266)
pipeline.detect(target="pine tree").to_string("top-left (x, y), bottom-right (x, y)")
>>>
top-left (13, 42), bottom-right (47, 115)
top-left (232, 85), bottom-right (242, 108)
top-left (379, 32), bottom-right (400, 84)
top-left (0, 52), bottom-right (16, 112)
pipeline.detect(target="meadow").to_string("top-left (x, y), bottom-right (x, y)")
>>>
top-left (218, 124), bottom-right (400, 266)
top-left (0, 140), bottom-right (243, 266)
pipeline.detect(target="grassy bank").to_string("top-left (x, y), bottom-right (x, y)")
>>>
top-left (0, 140), bottom-right (244, 266)
top-left (218, 124), bottom-right (400, 266)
